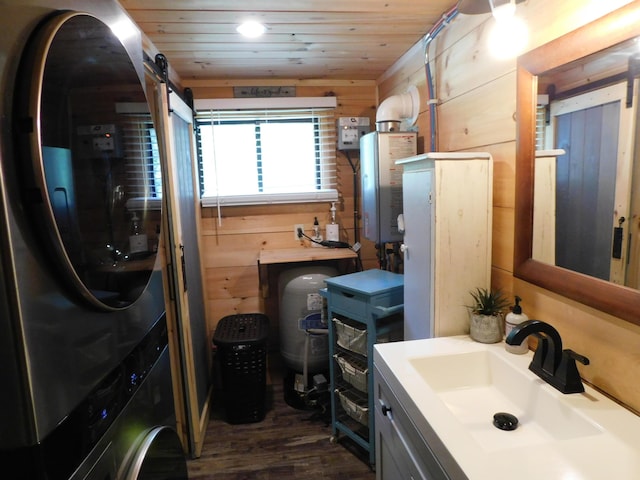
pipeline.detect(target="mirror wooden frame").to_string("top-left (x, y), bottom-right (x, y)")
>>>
top-left (515, 2), bottom-right (640, 326)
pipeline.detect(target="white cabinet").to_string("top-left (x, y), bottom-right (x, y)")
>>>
top-left (374, 365), bottom-right (463, 480)
top-left (397, 153), bottom-right (493, 340)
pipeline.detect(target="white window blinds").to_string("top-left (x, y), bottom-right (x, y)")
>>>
top-left (536, 105), bottom-right (547, 151)
top-left (122, 115), bottom-right (161, 196)
top-left (115, 103), bottom-right (162, 211)
top-left (195, 99), bottom-right (338, 206)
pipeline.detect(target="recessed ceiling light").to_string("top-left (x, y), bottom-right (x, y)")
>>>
top-left (237, 21), bottom-right (266, 38)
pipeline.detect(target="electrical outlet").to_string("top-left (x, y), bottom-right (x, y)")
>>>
top-left (294, 224), bottom-right (304, 240)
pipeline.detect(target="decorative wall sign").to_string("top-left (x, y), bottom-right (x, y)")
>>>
top-left (233, 86), bottom-right (296, 98)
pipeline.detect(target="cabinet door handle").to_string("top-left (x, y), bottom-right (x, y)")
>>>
top-left (180, 244), bottom-right (188, 292)
top-left (379, 398), bottom-right (393, 417)
top-left (385, 403), bottom-right (430, 479)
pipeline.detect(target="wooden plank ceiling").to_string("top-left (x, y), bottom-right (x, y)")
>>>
top-left (119, 0), bottom-right (458, 81)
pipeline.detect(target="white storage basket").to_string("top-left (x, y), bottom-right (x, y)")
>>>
top-left (337, 389), bottom-right (368, 427)
top-left (334, 354), bottom-right (368, 393)
top-left (333, 317), bottom-right (367, 355)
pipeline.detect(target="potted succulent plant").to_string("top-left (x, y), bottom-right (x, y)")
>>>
top-left (467, 287), bottom-right (510, 343)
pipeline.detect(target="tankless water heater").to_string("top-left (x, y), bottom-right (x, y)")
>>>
top-left (360, 131), bottom-right (417, 244)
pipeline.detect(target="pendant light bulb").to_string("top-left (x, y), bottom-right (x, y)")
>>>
top-left (488, 13), bottom-right (528, 59)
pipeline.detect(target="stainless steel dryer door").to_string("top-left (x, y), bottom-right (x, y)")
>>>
top-left (16, 11), bottom-right (163, 311)
top-left (124, 427), bottom-right (188, 480)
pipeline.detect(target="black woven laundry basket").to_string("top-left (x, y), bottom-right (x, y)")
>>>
top-left (212, 313), bottom-right (269, 424)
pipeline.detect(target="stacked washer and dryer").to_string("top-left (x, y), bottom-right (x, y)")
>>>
top-left (0, 1), bottom-right (187, 479)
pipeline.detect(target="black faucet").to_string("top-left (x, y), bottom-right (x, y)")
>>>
top-left (505, 319), bottom-right (590, 394)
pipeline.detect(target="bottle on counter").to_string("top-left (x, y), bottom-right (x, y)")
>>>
top-left (152, 224), bottom-right (160, 253)
top-left (129, 212), bottom-right (148, 254)
top-left (311, 216), bottom-right (323, 247)
top-left (505, 296), bottom-right (529, 354)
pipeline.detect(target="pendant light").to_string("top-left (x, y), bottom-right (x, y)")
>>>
top-left (457, 0), bottom-right (525, 15)
top-left (458, 0), bottom-right (528, 58)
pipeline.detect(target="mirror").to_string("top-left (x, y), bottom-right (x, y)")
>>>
top-left (515, 2), bottom-right (640, 326)
top-left (16, 12), bottom-right (163, 310)
top-left (533, 39), bottom-right (640, 283)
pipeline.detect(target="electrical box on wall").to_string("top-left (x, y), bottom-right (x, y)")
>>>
top-left (337, 117), bottom-right (370, 150)
top-left (77, 124), bottom-right (122, 156)
top-left (92, 133), bottom-right (115, 152)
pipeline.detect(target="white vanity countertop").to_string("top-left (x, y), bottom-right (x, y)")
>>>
top-left (374, 336), bottom-right (640, 479)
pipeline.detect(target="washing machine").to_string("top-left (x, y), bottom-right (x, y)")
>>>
top-left (0, 1), bottom-right (186, 478)
top-left (27, 313), bottom-right (187, 480)
top-left (67, 314), bottom-right (187, 480)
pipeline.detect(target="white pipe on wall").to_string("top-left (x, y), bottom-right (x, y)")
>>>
top-left (376, 85), bottom-right (420, 132)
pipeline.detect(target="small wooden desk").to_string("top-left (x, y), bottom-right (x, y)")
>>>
top-left (258, 247), bottom-right (358, 298)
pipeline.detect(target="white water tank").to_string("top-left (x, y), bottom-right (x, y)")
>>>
top-left (278, 266), bottom-right (337, 373)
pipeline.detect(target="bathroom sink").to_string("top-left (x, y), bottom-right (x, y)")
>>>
top-left (409, 350), bottom-right (601, 451)
top-left (373, 336), bottom-right (640, 479)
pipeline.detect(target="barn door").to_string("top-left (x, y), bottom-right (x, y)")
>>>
top-left (148, 65), bottom-right (210, 458)
top-left (550, 82), bottom-right (635, 283)
top-left (168, 89), bottom-right (210, 457)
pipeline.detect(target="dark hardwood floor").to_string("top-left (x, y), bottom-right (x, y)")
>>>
top-left (187, 357), bottom-right (376, 479)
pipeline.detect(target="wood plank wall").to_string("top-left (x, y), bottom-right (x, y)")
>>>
top-left (176, 79), bottom-right (380, 341)
top-left (377, 0), bottom-right (640, 413)
top-left (150, 0), bottom-right (640, 412)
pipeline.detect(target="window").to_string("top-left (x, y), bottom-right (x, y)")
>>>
top-left (116, 103), bottom-right (163, 211)
top-left (124, 120), bottom-right (162, 197)
top-left (195, 98), bottom-right (338, 206)
top-left (536, 103), bottom-right (547, 151)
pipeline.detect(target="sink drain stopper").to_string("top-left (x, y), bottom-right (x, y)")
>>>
top-left (493, 412), bottom-right (519, 431)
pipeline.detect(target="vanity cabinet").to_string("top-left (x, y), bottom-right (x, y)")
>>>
top-left (324, 269), bottom-right (404, 468)
top-left (397, 153), bottom-right (493, 340)
top-left (374, 364), bottom-right (451, 480)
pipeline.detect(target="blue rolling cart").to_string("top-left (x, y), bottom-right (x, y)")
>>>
top-left (322, 269), bottom-right (404, 468)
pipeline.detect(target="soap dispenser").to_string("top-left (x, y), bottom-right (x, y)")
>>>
top-left (326, 202), bottom-right (339, 241)
top-left (311, 216), bottom-right (323, 247)
top-left (505, 296), bottom-right (529, 354)
top-left (129, 212), bottom-right (148, 254)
